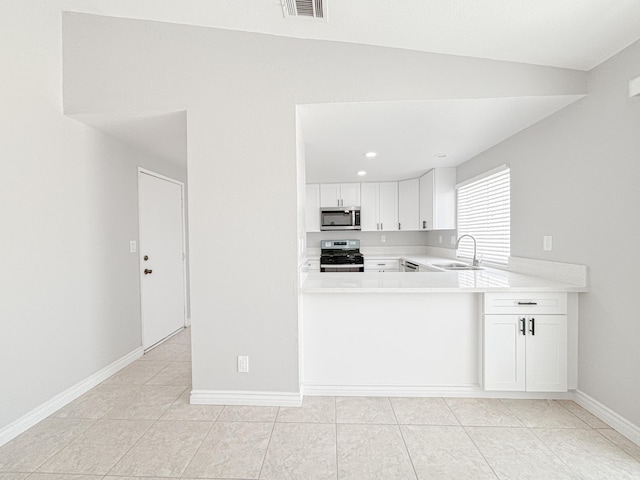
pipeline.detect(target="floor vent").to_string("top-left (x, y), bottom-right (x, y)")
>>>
top-left (282, 0), bottom-right (327, 20)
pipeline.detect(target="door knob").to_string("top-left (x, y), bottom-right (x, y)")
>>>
top-left (144, 269), bottom-right (153, 275)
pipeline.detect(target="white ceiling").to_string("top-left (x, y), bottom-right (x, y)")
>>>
top-left (61, 0), bottom-right (640, 70)
top-left (70, 111), bottom-right (187, 166)
top-left (301, 96), bottom-right (583, 184)
top-left (59, 1), bottom-right (638, 174)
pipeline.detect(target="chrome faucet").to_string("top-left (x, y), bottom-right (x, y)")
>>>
top-left (456, 234), bottom-right (479, 266)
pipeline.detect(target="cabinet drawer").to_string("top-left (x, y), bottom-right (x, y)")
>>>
top-left (484, 292), bottom-right (567, 315)
top-left (364, 259), bottom-right (400, 272)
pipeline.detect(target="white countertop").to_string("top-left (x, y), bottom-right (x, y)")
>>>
top-left (302, 253), bottom-right (588, 293)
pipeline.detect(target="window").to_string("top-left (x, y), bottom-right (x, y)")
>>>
top-left (456, 166), bottom-right (510, 265)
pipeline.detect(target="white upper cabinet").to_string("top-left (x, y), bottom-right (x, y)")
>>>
top-left (398, 178), bottom-right (420, 231)
top-left (419, 168), bottom-right (456, 230)
top-left (360, 182), bottom-right (398, 231)
top-left (320, 183), bottom-right (361, 207)
top-left (339, 183), bottom-right (361, 207)
top-left (378, 182), bottom-right (399, 231)
top-left (360, 183), bottom-right (379, 231)
top-left (305, 184), bottom-right (321, 232)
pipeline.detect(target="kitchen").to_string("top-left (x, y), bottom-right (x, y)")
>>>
top-left (297, 99), bottom-right (588, 398)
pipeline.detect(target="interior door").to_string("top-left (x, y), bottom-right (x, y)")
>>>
top-left (138, 170), bottom-right (186, 349)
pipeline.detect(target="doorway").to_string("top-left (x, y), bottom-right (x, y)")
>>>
top-left (138, 168), bottom-right (187, 350)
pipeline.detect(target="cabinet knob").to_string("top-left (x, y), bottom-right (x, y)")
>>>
top-left (144, 269), bottom-right (153, 275)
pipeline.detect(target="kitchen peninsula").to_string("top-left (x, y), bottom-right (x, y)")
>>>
top-left (300, 256), bottom-right (588, 399)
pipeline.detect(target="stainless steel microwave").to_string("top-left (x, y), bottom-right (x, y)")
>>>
top-left (320, 207), bottom-right (361, 231)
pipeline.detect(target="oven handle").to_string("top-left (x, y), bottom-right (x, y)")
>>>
top-left (320, 264), bottom-right (364, 269)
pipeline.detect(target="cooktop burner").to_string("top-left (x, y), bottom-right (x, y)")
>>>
top-left (320, 240), bottom-right (364, 266)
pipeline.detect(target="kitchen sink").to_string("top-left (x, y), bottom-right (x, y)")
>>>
top-left (431, 262), bottom-right (484, 271)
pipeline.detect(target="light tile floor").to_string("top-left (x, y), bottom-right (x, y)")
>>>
top-left (2, 327), bottom-right (640, 479)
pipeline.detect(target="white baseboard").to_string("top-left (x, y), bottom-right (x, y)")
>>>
top-left (0, 346), bottom-right (144, 447)
top-left (190, 390), bottom-right (302, 407)
top-left (302, 383), bottom-right (573, 399)
top-left (573, 389), bottom-right (640, 446)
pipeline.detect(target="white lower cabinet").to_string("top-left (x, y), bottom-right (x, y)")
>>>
top-left (483, 293), bottom-right (568, 392)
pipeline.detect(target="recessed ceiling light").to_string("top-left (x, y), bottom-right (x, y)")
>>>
top-left (434, 153), bottom-right (448, 158)
top-left (357, 171), bottom-right (367, 176)
top-left (364, 152), bottom-right (377, 158)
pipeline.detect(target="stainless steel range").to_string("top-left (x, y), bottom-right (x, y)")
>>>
top-left (320, 240), bottom-right (364, 272)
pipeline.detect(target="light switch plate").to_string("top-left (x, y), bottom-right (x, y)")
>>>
top-left (543, 236), bottom-right (553, 251)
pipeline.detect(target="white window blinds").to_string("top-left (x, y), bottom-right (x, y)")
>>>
top-left (456, 167), bottom-right (510, 265)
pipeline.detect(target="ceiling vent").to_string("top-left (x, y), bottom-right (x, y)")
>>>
top-left (282, 0), bottom-right (327, 20)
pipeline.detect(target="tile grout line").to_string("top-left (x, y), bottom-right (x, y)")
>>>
top-left (103, 383), bottom-right (190, 477)
top-left (7, 417), bottom-right (98, 476)
top-left (335, 396), bottom-right (339, 480)
top-left (526, 423), bottom-right (588, 478)
top-left (104, 343), bottom-right (191, 477)
top-left (388, 397), bottom-right (419, 480)
top-left (256, 408), bottom-right (279, 479)
top-left (178, 408), bottom-right (218, 479)
top-left (443, 399), bottom-right (500, 480)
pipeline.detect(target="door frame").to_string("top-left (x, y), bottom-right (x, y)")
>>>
top-left (137, 167), bottom-right (188, 350)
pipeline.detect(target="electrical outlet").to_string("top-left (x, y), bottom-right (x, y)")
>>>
top-left (543, 236), bottom-right (553, 251)
top-left (237, 356), bottom-right (249, 373)
top-left (129, 240), bottom-right (137, 253)
top-left (438, 235), bottom-right (443, 244)
top-left (380, 235), bottom-right (386, 243)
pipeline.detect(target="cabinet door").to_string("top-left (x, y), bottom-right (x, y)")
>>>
top-left (433, 168), bottom-right (456, 229)
top-left (484, 315), bottom-right (526, 391)
top-left (320, 184), bottom-right (341, 207)
top-left (360, 183), bottom-right (379, 231)
top-left (398, 178), bottom-right (419, 231)
top-left (340, 183), bottom-right (361, 207)
top-left (305, 184), bottom-right (321, 232)
top-left (525, 315), bottom-right (567, 392)
top-left (419, 170), bottom-right (434, 230)
top-left (378, 182), bottom-right (398, 231)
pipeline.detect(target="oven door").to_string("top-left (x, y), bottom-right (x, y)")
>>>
top-left (320, 264), bottom-right (364, 273)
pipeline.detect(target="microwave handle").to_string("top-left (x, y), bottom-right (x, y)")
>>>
top-left (352, 209), bottom-right (355, 225)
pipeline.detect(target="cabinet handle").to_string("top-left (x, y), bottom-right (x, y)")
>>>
top-left (519, 317), bottom-right (526, 336)
top-left (529, 317), bottom-right (535, 336)
top-left (517, 301), bottom-right (537, 305)
top-left (381, 222), bottom-right (383, 230)
top-left (422, 220), bottom-right (426, 229)
top-left (398, 222), bottom-right (401, 230)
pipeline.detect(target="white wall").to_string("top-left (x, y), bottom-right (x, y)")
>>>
top-left (60, 13), bottom-right (587, 399)
top-left (0, 2), bottom-right (187, 433)
top-left (457, 40), bottom-right (640, 426)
